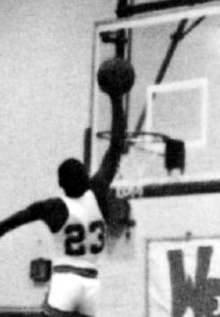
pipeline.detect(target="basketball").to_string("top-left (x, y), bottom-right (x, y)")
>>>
top-left (97, 57), bottom-right (135, 96)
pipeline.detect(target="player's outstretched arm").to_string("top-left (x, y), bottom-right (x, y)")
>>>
top-left (0, 208), bottom-right (41, 237)
top-left (91, 58), bottom-right (135, 189)
top-left (0, 198), bottom-right (67, 237)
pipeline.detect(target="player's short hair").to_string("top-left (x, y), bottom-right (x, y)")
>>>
top-left (58, 158), bottom-right (90, 198)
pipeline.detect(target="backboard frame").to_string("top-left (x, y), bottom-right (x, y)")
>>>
top-left (116, 0), bottom-right (219, 17)
top-left (89, 2), bottom-right (220, 199)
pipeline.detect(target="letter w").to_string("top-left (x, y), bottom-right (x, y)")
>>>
top-left (168, 247), bottom-right (212, 317)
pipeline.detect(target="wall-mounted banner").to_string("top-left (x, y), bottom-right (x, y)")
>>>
top-left (147, 238), bottom-right (220, 317)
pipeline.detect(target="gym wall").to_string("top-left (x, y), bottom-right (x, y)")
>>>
top-left (0, 0), bottom-right (116, 311)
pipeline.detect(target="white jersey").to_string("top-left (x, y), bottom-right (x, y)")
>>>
top-left (52, 190), bottom-right (105, 270)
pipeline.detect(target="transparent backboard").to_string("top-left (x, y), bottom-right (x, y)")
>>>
top-left (89, 2), bottom-right (220, 196)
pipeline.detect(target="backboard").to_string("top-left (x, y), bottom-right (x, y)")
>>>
top-left (89, 1), bottom-right (220, 198)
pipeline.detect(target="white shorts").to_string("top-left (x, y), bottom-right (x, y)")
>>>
top-left (44, 266), bottom-right (100, 316)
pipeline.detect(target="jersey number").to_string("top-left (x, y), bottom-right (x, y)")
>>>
top-left (64, 220), bottom-right (105, 256)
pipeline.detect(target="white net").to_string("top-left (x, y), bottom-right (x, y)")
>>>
top-left (113, 133), bottom-right (168, 184)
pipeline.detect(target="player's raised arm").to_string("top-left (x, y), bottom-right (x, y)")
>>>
top-left (91, 57), bottom-right (135, 189)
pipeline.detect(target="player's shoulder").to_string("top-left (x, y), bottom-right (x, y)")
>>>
top-left (31, 197), bottom-right (69, 233)
top-left (29, 196), bottom-right (62, 208)
top-left (43, 197), bottom-right (66, 210)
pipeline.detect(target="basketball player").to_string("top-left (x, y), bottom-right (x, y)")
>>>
top-left (0, 58), bottom-right (134, 317)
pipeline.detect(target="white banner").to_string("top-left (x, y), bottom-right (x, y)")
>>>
top-left (148, 238), bottom-right (220, 317)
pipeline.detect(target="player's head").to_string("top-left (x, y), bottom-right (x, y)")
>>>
top-left (58, 158), bottom-right (90, 198)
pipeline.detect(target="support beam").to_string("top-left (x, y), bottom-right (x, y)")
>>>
top-left (111, 179), bottom-right (220, 199)
top-left (116, 0), bottom-right (218, 17)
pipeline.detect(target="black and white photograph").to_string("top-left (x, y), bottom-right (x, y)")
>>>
top-left (0, 1), bottom-right (219, 316)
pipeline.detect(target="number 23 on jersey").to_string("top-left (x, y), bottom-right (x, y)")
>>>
top-left (64, 220), bottom-right (105, 256)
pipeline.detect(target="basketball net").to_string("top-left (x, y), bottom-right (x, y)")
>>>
top-left (113, 132), bottom-right (168, 184)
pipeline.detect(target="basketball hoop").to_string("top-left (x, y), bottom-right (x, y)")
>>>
top-left (96, 130), bottom-right (185, 184)
top-left (97, 130), bottom-right (170, 155)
